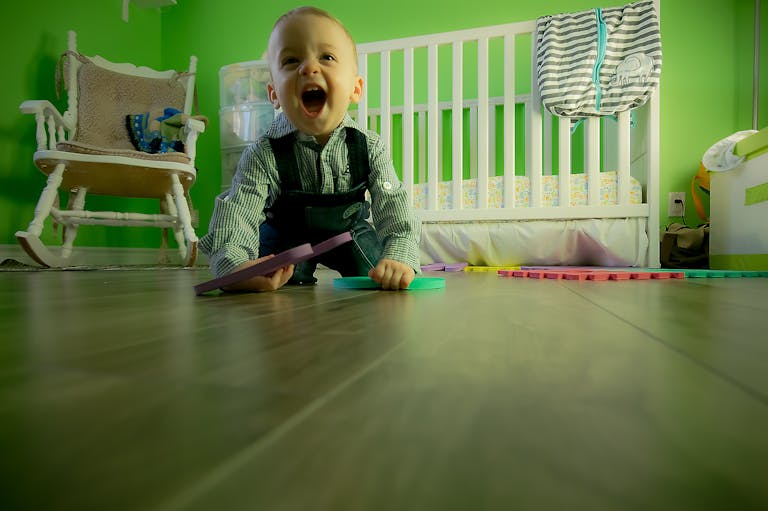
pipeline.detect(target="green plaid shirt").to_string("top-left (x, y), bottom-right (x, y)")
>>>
top-left (200, 113), bottom-right (421, 277)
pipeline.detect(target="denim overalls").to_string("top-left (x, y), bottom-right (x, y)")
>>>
top-left (259, 127), bottom-right (383, 284)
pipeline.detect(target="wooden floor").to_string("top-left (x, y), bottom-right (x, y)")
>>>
top-left (1, 267), bottom-right (767, 511)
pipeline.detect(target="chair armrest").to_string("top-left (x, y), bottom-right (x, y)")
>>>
top-left (180, 117), bottom-right (206, 165)
top-left (184, 118), bottom-right (206, 135)
top-left (20, 100), bottom-right (74, 151)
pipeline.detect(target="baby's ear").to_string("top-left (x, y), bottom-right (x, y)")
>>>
top-left (349, 75), bottom-right (364, 104)
top-left (267, 82), bottom-right (280, 109)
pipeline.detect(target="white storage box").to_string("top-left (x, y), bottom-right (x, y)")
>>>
top-left (219, 59), bottom-right (274, 191)
top-left (219, 59), bottom-right (271, 106)
top-left (709, 128), bottom-right (768, 270)
top-left (221, 147), bottom-right (249, 191)
top-left (219, 103), bottom-right (275, 149)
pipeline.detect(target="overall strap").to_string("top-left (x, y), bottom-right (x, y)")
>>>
top-left (344, 127), bottom-right (370, 188)
top-left (268, 133), bottom-right (302, 190)
top-left (269, 128), bottom-right (371, 190)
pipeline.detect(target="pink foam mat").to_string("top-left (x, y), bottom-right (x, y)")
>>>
top-left (498, 268), bottom-right (685, 281)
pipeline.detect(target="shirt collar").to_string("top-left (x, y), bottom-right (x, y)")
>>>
top-left (264, 112), bottom-right (364, 143)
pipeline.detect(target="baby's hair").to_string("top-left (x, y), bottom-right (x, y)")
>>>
top-left (270, 6), bottom-right (358, 63)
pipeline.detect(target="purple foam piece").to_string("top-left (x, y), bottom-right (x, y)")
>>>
top-left (194, 231), bottom-right (353, 295)
top-left (444, 262), bottom-right (468, 272)
top-left (194, 244), bottom-right (314, 295)
top-left (421, 263), bottom-right (446, 271)
top-left (310, 231), bottom-right (353, 257)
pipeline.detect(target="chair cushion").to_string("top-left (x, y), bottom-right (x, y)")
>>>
top-left (70, 57), bottom-right (188, 151)
top-left (56, 141), bottom-right (192, 164)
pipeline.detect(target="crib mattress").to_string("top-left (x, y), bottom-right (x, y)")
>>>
top-left (413, 171), bottom-right (642, 209)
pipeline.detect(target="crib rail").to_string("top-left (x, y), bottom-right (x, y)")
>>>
top-left (356, 20), bottom-right (658, 227)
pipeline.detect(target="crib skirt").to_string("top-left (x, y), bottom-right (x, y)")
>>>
top-left (420, 217), bottom-right (649, 267)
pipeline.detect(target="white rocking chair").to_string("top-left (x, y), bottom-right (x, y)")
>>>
top-left (16, 30), bottom-right (206, 267)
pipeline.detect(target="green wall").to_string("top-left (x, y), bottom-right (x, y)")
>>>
top-left (3, 0), bottom-right (766, 251)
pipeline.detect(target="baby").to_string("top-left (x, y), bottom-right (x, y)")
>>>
top-left (200, 6), bottom-right (421, 291)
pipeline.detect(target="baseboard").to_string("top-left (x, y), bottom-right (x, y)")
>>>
top-left (0, 244), bottom-right (209, 267)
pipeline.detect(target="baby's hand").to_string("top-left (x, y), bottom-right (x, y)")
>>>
top-left (222, 255), bottom-right (294, 292)
top-left (368, 258), bottom-right (415, 290)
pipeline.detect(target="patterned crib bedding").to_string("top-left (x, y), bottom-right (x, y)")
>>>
top-left (412, 171), bottom-right (642, 210)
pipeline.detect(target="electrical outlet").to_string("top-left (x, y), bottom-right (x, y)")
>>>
top-left (668, 192), bottom-right (686, 217)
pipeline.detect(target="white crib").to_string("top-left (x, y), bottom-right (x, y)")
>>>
top-left (355, 3), bottom-right (660, 267)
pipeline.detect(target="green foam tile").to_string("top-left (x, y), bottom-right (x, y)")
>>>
top-left (333, 276), bottom-right (446, 290)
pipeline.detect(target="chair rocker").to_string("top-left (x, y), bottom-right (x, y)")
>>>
top-left (16, 30), bottom-right (206, 267)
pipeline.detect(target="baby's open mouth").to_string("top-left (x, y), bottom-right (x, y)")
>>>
top-left (301, 87), bottom-right (326, 114)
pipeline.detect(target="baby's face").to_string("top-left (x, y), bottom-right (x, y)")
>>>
top-left (268, 14), bottom-right (362, 145)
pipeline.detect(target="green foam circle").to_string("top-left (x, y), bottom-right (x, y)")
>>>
top-left (333, 276), bottom-right (446, 290)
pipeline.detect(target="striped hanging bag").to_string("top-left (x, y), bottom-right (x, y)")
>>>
top-left (536, 1), bottom-right (662, 118)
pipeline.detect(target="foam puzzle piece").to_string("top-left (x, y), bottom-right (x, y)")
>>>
top-left (310, 231), bottom-right (354, 255)
top-left (678, 269), bottom-right (768, 278)
top-left (194, 231), bottom-right (353, 295)
top-left (333, 276), bottom-right (446, 290)
top-left (465, 265), bottom-right (521, 272)
top-left (521, 266), bottom-right (768, 278)
top-left (498, 268), bottom-right (686, 281)
top-left (420, 262), bottom-right (470, 272)
top-left (421, 263), bottom-right (523, 272)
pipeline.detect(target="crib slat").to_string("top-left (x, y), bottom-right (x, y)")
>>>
top-left (469, 107), bottom-right (477, 179)
top-left (357, 54), bottom-right (368, 129)
top-left (403, 48), bottom-right (415, 205)
top-left (418, 111), bottom-right (427, 184)
top-left (452, 41), bottom-right (463, 210)
top-left (558, 117), bottom-right (572, 207)
top-left (489, 105), bottom-right (496, 179)
top-left (585, 117), bottom-right (600, 207)
top-left (528, 33), bottom-right (543, 208)
top-left (427, 44), bottom-right (439, 211)
top-left (503, 34), bottom-right (515, 208)
top-left (438, 101), bottom-right (444, 182)
top-left (543, 110), bottom-right (552, 176)
top-left (617, 109), bottom-right (631, 205)
top-left (380, 51), bottom-right (392, 159)
top-left (477, 37), bottom-right (489, 209)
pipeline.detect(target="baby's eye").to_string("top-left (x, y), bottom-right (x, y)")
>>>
top-left (320, 54), bottom-right (336, 62)
top-left (281, 57), bottom-right (299, 67)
